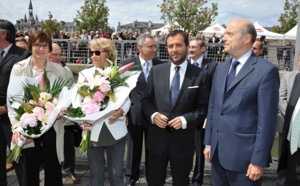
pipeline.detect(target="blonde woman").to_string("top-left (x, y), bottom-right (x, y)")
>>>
top-left (79, 38), bottom-right (130, 186)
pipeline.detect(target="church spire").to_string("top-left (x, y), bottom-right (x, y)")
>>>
top-left (28, 0), bottom-right (35, 24)
top-left (29, 0), bottom-right (33, 9)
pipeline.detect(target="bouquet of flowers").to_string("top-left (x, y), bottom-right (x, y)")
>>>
top-left (7, 71), bottom-right (71, 163)
top-left (66, 60), bottom-right (139, 152)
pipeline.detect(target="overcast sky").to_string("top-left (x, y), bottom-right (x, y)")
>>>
top-left (0, 0), bottom-right (285, 30)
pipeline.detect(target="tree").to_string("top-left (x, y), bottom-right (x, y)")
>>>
top-left (272, 0), bottom-right (300, 34)
top-left (74, 0), bottom-right (109, 32)
top-left (158, 0), bottom-right (218, 33)
top-left (41, 11), bottom-right (60, 35)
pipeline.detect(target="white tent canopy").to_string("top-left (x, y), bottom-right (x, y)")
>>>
top-left (284, 24), bottom-right (297, 40)
top-left (254, 22), bottom-right (284, 40)
top-left (151, 24), bottom-right (170, 35)
top-left (201, 22), bottom-right (225, 37)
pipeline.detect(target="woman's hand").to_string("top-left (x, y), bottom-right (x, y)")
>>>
top-left (108, 108), bottom-right (124, 123)
top-left (57, 108), bottom-right (68, 119)
top-left (11, 132), bottom-right (32, 144)
top-left (80, 122), bottom-right (92, 132)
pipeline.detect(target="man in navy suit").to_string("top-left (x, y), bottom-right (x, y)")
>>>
top-left (204, 19), bottom-right (279, 186)
top-left (123, 34), bottom-right (164, 186)
top-left (142, 30), bottom-right (209, 186)
top-left (0, 19), bottom-right (31, 186)
top-left (188, 37), bottom-right (217, 186)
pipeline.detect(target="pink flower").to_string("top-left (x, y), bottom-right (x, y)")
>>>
top-left (93, 91), bottom-right (105, 103)
top-left (20, 113), bottom-right (37, 127)
top-left (118, 62), bottom-right (134, 74)
top-left (99, 80), bottom-right (111, 93)
top-left (39, 72), bottom-right (47, 91)
top-left (81, 97), bottom-right (101, 115)
top-left (32, 107), bottom-right (46, 121)
top-left (45, 102), bottom-right (55, 112)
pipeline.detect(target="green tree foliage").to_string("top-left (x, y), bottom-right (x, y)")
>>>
top-left (158, 0), bottom-right (218, 33)
top-left (74, 0), bottom-right (109, 32)
top-left (272, 0), bottom-right (300, 34)
top-left (41, 12), bottom-right (60, 35)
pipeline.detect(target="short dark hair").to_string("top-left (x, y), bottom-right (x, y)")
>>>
top-left (166, 30), bottom-right (189, 47)
top-left (255, 40), bottom-right (263, 50)
top-left (27, 31), bottom-right (52, 52)
top-left (0, 19), bottom-right (16, 43)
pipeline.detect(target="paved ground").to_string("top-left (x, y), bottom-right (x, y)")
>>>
top-left (6, 158), bottom-right (279, 186)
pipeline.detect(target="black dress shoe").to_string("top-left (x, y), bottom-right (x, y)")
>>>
top-left (66, 172), bottom-right (81, 184)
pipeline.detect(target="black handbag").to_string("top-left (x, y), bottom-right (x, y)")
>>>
top-left (73, 123), bottom-right (83, 147)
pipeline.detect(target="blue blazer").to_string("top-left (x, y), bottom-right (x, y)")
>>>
top-left (204, 53), bottom-right (279, 171)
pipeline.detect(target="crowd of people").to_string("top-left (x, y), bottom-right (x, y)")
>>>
top-left (0, 17), bottom-right (300, 186)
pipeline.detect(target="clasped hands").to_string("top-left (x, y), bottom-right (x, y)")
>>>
top-left (153, 113), bottom-right (182, 130)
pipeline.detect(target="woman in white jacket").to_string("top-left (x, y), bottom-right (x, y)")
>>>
top-left (79, 38), bottom-right (130, 186)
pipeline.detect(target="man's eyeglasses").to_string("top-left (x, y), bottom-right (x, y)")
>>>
top-left (89, 50), bottom-right (102, 56)
top-left (33, 44), bottom-right (49, 49)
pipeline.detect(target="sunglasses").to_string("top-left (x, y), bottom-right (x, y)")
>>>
top-left (89, 50), bottom-right (102, 56)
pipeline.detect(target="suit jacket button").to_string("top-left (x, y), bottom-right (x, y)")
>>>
top-left (217, 129), bottom-right (219, 133)
top-left (221, 113), bottom-right (224, 116)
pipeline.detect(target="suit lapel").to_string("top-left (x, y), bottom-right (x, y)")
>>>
top-left (226, 56), bottom-right (256, 92)
top-left (220, 60), bottom-right (231, 94)
top-left (201, 59), bottom-right (209, 70)
top-left (175, 63), bottom-right (192, 106)
top-left (0, 47), bottom-right (15, 68)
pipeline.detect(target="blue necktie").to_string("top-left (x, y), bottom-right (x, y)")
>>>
top-left (193, 61), bottom-right (199, 67)
top-left (144, 61), bottom-right (149, 81)
top-left (170, 66), bottom-right (180, 108)
top-left (226, 61), bottom-right (239, 90)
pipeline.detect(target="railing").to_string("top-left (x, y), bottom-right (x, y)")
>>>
top-left (53, 39), bottom-right (295, 71)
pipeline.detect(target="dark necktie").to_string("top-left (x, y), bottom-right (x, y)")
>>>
top-left (226, 61), bottom-right (240, 90)
top-left (170, 66), bottom-right (180, 108)
top-left (0, 50), bottom-right (4, 62)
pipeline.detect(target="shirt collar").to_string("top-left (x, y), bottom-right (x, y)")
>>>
top-left (1, 44), bottom-right (13, 57)
top-left (232, 50), bottom-right (252, 65)
top-left (170, 60), bottom-right (188, 72)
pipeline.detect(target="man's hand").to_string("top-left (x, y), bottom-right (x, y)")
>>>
top-left (153, 113), bottom-right (168, 128)
top-left (168, 117), bottom-right (183, 130)
top-left (246, 163), bottom-right (263, 181)
top-left (0, 106), bottom-right (7, 116)
top-left (108, 108), bottom-right (124, 122)
top-left (204, 147), bottom-right (211, 163)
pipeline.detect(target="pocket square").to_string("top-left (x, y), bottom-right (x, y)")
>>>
top-left (188, 86), bottom-right (199, 89)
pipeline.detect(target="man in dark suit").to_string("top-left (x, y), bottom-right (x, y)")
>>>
top-left (277, 54), bottom-right (300, 185)
top-left (207, 32), bottom-right (220, 60)
top-left (142, 30), bottom-right (209, 186)
top-left (204, 19), bottom-right (279, 186)
top-left (0, 19), bottom-right (31, 185)
top-left (123, 34), bottom-right (164, 185)
top-left (188, 37), bottom-right (217, 186)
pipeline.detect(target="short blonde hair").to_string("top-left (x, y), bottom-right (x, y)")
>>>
top-left (89, 38), bottom-right (117, 62)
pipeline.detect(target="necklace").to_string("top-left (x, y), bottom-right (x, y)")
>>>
top-left (29, 58), bottom-right (47, 77)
